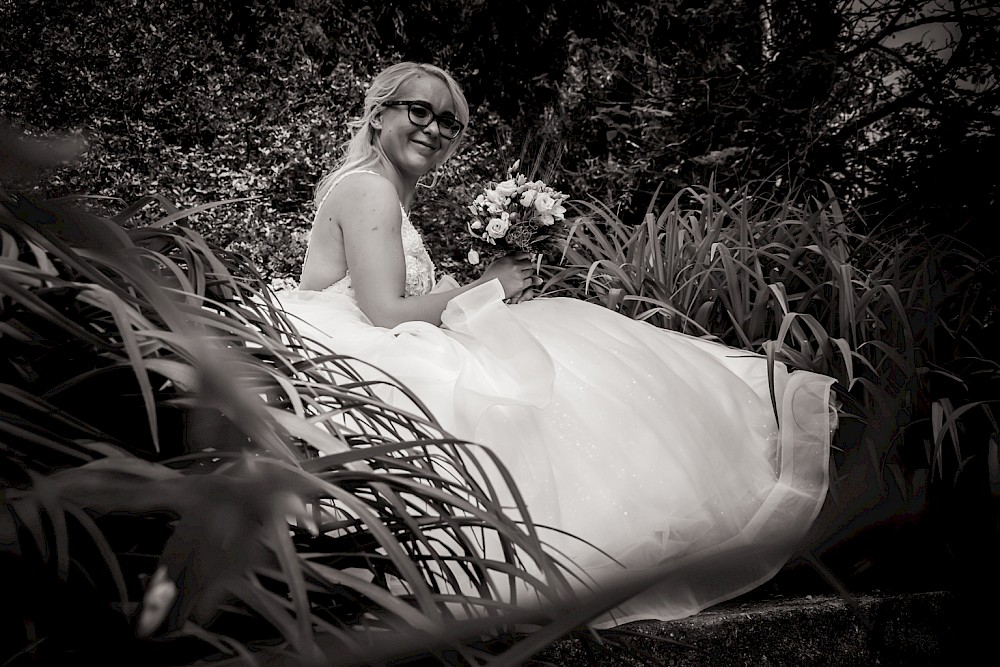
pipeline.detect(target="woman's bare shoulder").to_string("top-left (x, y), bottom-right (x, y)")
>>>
top-left (319, 172), bottom-right (400, 231)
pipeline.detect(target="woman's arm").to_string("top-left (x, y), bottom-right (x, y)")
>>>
top-left (335, 175), bottom-right (534, 328)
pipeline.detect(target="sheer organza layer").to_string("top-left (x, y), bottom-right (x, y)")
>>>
top-left (276, 279), bottom-right (834, 626)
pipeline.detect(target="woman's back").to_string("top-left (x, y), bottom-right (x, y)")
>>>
top-left (297, 171), bottom-right (381, 291)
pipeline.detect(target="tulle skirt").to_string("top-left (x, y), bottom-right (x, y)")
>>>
top-left (276, 279), bottom-right (835, 626)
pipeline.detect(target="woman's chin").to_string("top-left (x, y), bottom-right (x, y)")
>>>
top-left (405, 159), bottom-right (437, 179)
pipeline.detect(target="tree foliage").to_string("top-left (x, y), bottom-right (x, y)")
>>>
top-left (1, 0), bottom-right (996, 281)
top-left (537, 1), bottom-right (998, 233)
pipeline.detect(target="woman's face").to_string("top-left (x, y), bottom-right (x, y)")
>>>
top-left (375, 73), bottom-right (458, 179)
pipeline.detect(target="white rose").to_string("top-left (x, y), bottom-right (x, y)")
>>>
top-left (467, 249), bottom-right (481, 265)
top-left (486, 217), bottom-right (510, 239)
top-left (534, 191), bottom-right (557, 214)
top-left (539, 213), bottom-right (555, 226)
top-left (519, 189), bottom-right (537, 207)
top-left (495, 179), bottom-right (518, 198)
top-left (549, 200), bottom-right (567, 220)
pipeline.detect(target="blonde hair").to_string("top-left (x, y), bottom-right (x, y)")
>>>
top-left (314, 62), bottom-right (469, 207)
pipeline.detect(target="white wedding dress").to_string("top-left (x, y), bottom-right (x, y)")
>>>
top-left (276, 171), bottom-right (836, 627)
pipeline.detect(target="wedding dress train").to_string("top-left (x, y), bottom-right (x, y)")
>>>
top-left (276, 171), bottom-right (835, 626)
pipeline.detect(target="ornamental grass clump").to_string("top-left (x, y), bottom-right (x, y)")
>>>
top-left (0, 130), bottom-right (601, 666)
top-left (542, 180), bottom-right (998, 543)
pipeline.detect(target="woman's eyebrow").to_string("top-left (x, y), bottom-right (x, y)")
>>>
top-left (410, 99), bottom-right (457, 117)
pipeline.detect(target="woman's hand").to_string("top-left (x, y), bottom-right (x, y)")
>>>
top-left (507, 275), bottom-right (543, 304)
top-left (481, 252), bottom-right (537, 300)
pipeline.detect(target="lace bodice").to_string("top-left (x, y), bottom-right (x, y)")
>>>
top-left (317, 170), bottom-right (436, 300)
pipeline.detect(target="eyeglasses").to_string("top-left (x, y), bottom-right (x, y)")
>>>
top-left (382, 100), bottom-right (464, 139)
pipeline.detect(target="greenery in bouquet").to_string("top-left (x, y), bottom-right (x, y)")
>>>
top-left (465, 159), bottom-right (569, 267)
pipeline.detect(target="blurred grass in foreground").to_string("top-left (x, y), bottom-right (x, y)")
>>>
top-left (3, 123), bottom-right (679, 666)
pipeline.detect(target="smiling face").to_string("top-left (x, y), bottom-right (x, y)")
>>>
top-left (374, 73), bottom-right (458, 181)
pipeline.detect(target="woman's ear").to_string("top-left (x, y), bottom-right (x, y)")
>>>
top-left (371, 113), bottom-right (382, 130)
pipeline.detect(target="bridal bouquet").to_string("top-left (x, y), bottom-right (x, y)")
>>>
top-left (466, 160), bottom-right (569, 265)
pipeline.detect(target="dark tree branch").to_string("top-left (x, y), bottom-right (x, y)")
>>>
top-left (840, 1), bottom-right (914, 61)
top-left (910, 98), bottom-right (1000, 130)
top-left (831, 1), bottom-right (978, 142)
top-left (831, 87), bottom-right (927, 141)
top-left (839, 0), bottom-right (997, 63)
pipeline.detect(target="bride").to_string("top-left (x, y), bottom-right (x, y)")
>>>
top-left (276, 62), bottom-right (836, 626)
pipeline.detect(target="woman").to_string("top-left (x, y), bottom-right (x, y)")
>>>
top-left (277, 62), bottom-right (836, 626)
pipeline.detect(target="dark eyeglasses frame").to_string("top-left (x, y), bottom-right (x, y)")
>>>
top-left (382, 100), bottom-right (464, 139)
